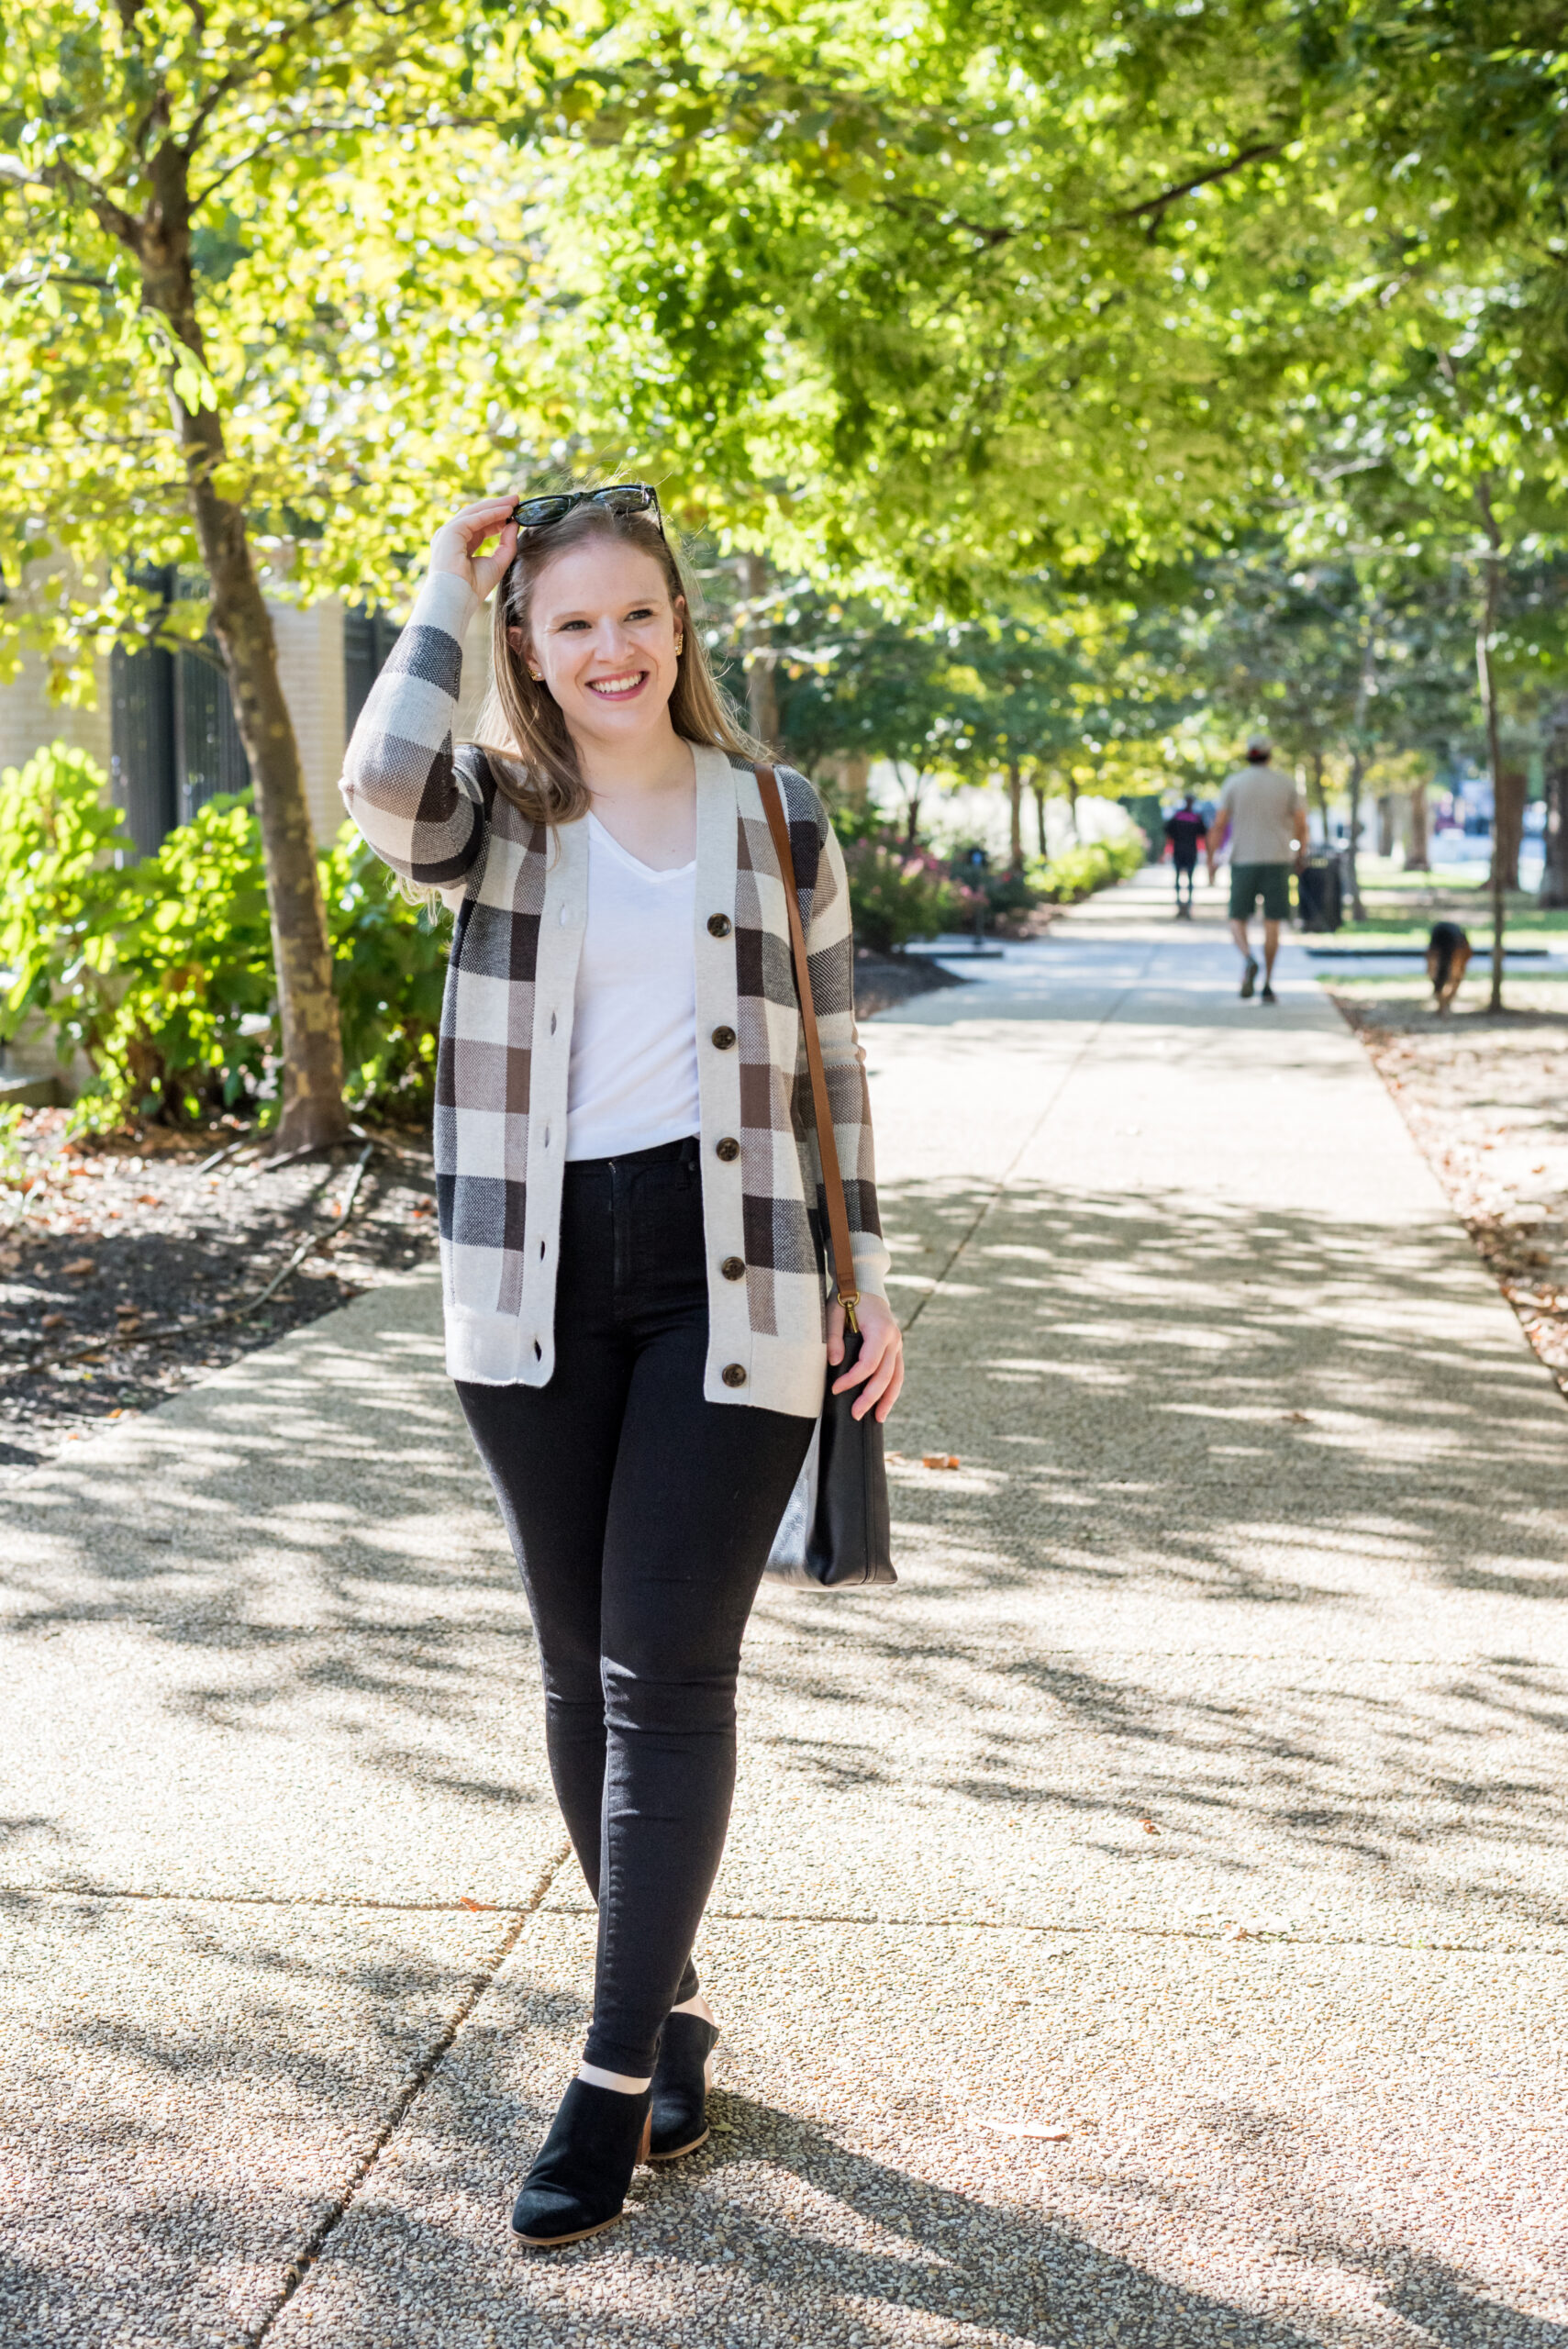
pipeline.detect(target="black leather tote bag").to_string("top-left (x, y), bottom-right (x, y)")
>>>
top-left (756, 766), bottom-right (895, 1590)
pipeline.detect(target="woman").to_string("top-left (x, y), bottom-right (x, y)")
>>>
top-left (341, 484), bottom-right (904, 2248)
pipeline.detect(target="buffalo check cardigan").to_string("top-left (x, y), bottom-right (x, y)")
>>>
top-left (339, 570), bottom-right (889, 1417)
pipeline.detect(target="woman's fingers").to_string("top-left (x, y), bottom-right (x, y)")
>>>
top-left (429, 495), bottom-right (522, 584)
top-left (471, 518), bottom-right (518, 596)
top-left (831, 1330), bottom-right (901, 1396)
top-left (850, 1342), bottom-right (903, 1420)
top-left (854, 1364), bottom-right (902, 1421)
top-left (828, 1298), bottom-right (904, 1420)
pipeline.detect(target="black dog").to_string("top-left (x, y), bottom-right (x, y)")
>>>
top-left (1427, 920), bottom-right (1472, 1013)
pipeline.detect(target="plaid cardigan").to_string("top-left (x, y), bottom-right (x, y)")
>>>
top-left (339, 570), bottom-right (888, 1417)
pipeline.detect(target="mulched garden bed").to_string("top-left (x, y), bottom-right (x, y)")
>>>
top-left (852, 948), bottom-right (969, 1017)
top-left (1333, 987), bottom-right (1568, 1398)
top-left (0, 1112), bottom-right (437, 1480)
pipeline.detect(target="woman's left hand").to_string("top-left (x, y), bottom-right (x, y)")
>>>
top-left (828, 1292), bottom-right (905, 1423)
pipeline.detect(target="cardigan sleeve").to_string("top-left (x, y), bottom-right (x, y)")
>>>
top-left (339, 571), bottom-right (492, 888)
top-left (795, 780), bottom-right (891, 1305)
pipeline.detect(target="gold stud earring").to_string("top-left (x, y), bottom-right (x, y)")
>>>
top-left (528, 666), bottom-right (543, 682)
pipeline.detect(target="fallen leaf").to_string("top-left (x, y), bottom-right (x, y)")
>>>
top-left (922, 1453), bottom-right (962, 1470)
top-left (981, 2120), bottom-right (1071, 2141)
top-left (1139, 1819), bottom-right (1159, 1834)
top-left (40, 1312), bottom-right (65, 1330)
top-left (106, 1408), bottom-right (123, 1419)
top-left (1282, 1409), bottom-right (1309, 1423)
top-left (62, 1257), bottom-right (96, 1277)
top-left (1225, 1924), bottom-right (1250, 1941)
top-left (456, 1896), bottom-right (494, 1913)
top-left (136, 1194), bottom-right (161, 1208)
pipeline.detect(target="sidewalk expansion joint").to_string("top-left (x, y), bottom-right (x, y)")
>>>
top-left (531, 1893), bottom-right (1557, 1958)
top-left (693, 1908), bottom-right (1558, 1955)
top-left (0, 1885), bottom-right (556, 1912)
top-left (244, 1834), bottom-right (573, 2349)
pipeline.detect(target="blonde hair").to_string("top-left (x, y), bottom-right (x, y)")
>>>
top-left (464, 500), bottom-right (764, 823)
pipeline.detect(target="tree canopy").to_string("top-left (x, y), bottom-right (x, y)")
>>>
top-left (6, 0), bottom-right (1568, 1089)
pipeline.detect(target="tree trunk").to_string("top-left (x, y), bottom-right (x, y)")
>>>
top-left (1032, 781), bottom-right (1049, 859)
top-left (1406, 779), bottom-right (1430, 872)
top-left (741, 553), bottom-right (779, 750)
top-left (1376, 794), bottom-right (1395, 857)
top-left (1343, 755), bottom-right (1366, 922)
top-left (1492, 761), bottom-right (1526, 892)
top-left (130, 140), bottom-right (347, 1153)
top-left (893, 763), bottom-right (924, 847)
top-left (1540, 699), bottom-right (1568, 908)
top-left (1476, 563), bottom-right (1507, 1012)
top-left (1066, 776), bottom-right (1079, 839)
top-left (1006, 762), bottom-right (1024, 870)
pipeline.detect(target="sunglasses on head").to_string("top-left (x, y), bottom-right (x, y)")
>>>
top-left (509, 484), bottom-right (664, 536)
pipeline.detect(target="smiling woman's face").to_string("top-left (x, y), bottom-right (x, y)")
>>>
top-left (513, 540), bottom-right (685, 746)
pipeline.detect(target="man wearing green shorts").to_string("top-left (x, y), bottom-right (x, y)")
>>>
top-left (1207, 737), bottom-right (1308, 1003)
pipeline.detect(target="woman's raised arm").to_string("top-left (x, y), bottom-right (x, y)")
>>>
top-left (339, 495), bottom-right (519, 889)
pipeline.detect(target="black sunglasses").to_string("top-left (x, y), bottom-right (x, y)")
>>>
top-left (509, 484), bottom-right (665, 536)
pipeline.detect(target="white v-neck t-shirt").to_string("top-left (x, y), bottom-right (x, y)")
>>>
top-left (564, 812), bottom-right (701, 1161)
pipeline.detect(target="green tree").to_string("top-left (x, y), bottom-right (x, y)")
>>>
top-left (772, 598), bottom-right (981, 842)
top-left (0, 0), bottom-right (552, 1146)
top-left (528, 1), bottom-right (1337, 596)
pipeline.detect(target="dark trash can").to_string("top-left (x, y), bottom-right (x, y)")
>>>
top-left (1296, 852), bottom-right (1344, 933)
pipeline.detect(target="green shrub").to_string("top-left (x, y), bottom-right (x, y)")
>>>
top-left (0, 743), bottom-right (128, 1073)
top-left (840, 838), bottom-right (958, 952)
top-left (98, 795), bottom-right (278, 1125)
top-left (0, 742), bottom-right (449, 1131)
top-left (1029, 832), bottom-right (1144, 904)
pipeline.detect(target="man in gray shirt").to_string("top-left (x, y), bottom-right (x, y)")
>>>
top-left (1207, 736), bottom-right (1308, 1003)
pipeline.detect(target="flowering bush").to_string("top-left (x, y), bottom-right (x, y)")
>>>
top-left (840, 836), bottom-right (959, 952)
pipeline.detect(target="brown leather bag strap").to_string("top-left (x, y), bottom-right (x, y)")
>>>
top-left (755, 763), bottom-right (861, 1329)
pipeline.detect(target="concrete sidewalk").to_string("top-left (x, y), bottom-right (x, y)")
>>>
top-left (4, 868), bottom-right (1565, 2349)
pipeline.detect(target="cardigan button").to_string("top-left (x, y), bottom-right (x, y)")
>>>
top-left (707, 913), bottom-right (732, 938)
top-left (715, 1136), bottom-right (740, 1163)
top-left (721, 1362), bottom-right (747, 1387)
top-left (720, 1255), bottom-right (746, 1282)
top-left (711, 1024), bottom-right (736, 1051)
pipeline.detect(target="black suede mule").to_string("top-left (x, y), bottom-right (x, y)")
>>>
top-left (509, 2079), bottom-right (653, 2248)
top-left (648, 2011), bottom-right (719, 2161)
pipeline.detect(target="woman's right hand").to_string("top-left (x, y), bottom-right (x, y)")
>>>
top-left (428, 495), bottom-right (519, 601)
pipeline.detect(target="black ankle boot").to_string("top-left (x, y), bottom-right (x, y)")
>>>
top-left (648, 2012), bottom-right (719, 2161)
top-left (509, 2079), bottom-right (653, 2248)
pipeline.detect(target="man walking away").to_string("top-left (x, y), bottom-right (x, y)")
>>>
top-left (1207, 736), bottom-right (1308, 1003)
top-left (1163, 790), bottom-right (1207, 918)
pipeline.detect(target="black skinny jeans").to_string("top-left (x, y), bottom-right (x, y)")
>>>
top-left (457, 1136), bottom-right (814, 2077)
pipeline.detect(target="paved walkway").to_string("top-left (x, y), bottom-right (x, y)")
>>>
top-left (4, 869), bottom-right (1566, 2349)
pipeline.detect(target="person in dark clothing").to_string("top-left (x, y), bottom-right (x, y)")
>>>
top-left (1164, 792), bottom-right (1207, 917)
